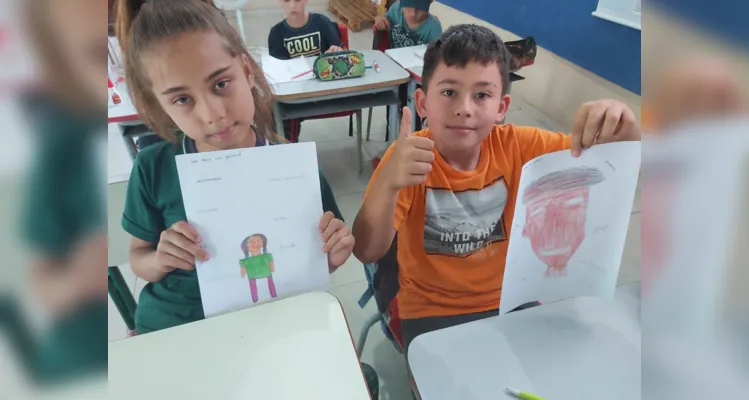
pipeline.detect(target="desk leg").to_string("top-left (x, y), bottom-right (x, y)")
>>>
top-left (356, 110), bottom-right (363, 173)
top-left (119, 124), bottom-right (138, 161)
top-left (273, 102), bottom-right (285, 139)
top-left (387, 88), bottom-right (400, 147)
top-left (407, 78), bottom-right (417, 129)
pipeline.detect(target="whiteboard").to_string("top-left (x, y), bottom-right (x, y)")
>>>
top-left (593, 0), bottom-right (641, 30)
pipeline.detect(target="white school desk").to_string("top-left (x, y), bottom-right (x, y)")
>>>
top-left (270, 50), bottom-right (409, 172)
top-left (408, 282), bottom-right (641, 400)
top-left (108, 291), bottom-right (371, 400)
top-left (107, 81), bottom-right (145, 160)
top-left (108, 81), bottom-right (140, 125)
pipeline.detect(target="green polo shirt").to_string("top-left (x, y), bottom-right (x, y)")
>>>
top-left (12, 93), bottom-right (107, 383)
top-left (122, 136), bottom-right (343, 333)
top-left (21, 97), bottom-right (104, 257)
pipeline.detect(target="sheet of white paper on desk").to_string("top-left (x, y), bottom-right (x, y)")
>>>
top-left (175, 142), bottom-right (329, 318)
top-left (261, 54), bottom-right (314, 84)
top-left (499, 142), bottom-right (641, 314)
top-left (384, 45), bottom-right (427, 69)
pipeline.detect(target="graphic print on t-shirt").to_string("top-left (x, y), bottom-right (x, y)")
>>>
top-left (423, 177), bottom-right (509, 257)
top-left (390, 24), bottom-right (427, 48)
top-left (283, 32), bottom-right (322, 58)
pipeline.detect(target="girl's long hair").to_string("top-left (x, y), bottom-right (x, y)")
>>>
top-left (115, 0), bottom-right (284, 144)
top-left (241, 234), bottom-right (268, 257)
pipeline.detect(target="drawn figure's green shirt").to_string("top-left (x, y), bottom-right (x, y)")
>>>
top-left (122, 137), bottom-right (342, 333)
top-left (240, 253), bottom-right (274, 279)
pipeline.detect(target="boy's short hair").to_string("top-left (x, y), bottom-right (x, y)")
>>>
top-left (421, 24), bottom-right (511, 95)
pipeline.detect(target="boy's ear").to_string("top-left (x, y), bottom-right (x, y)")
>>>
top-left (415, 88), bottom-right (428, 118)
top-left (496, 94), bottom-right (511, 123)
top-left (240, 53), bottom-right (255, 84)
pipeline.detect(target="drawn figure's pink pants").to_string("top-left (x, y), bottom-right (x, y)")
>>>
top-left (249, 275), bottom-right (277, 303)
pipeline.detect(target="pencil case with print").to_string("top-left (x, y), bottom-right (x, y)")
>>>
top-left (313, 50), bottom-right (366, 81)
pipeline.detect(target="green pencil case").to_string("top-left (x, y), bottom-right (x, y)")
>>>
top-left (239, 254), bottom-right (273, 279)
top-left (313, 50), bottom-right (366, 81)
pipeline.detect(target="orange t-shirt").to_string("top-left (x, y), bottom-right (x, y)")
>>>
top-left (365, 125), bottom-right (572, 320)
top-left (641, 105), bottom-right (654, 130)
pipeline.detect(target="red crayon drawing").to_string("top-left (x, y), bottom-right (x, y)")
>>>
top-left (522, 167), bottom-right (605, 277)
top-left (641, 159), bottom-right (682, 294)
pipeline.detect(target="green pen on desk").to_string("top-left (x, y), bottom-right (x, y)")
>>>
top-left (506, 388), bottom-right (546, 400)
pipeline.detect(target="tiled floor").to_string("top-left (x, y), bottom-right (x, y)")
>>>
top-left (107, 6), bottom-right (641, 400)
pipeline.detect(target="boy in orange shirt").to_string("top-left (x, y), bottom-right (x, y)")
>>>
top-left (352, 24), bottom-right (641, 350)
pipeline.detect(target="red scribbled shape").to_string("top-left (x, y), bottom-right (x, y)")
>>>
top-left (523, 188), bottom-right (589, 276)
top-left (0, 26), bottom-right (8, 47)
top-left (641, 182), bottom-right (674, 294)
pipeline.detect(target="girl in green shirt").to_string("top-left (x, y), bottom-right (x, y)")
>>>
top-left (0, 0), bottom-right (108, 385)
top-left (116, 0), bottom-right (355, 333)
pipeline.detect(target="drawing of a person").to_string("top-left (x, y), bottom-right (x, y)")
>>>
top-left (239, 234), bottom-right (277, 303)
top-left (521, 167), bottom-right (604, 277)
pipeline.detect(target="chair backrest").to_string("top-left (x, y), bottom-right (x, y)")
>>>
top-left (372, 27), bottom-right (391, 52)
top-left (337, 23), bottom-right (350, 49)
top-left (368, 235), bottom-right (404, 349)
top-left (109, 266), bottom-right (138, 331)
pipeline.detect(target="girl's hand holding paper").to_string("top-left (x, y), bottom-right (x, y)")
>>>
top-left (155, 221), bottom-right (210, 273)
top-left (319, 211), bottom-right (355, 272)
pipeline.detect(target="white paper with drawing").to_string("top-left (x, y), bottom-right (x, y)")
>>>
top-left (499, 142), bottom-right (640, 314)
top-left (175, 143), bottom-right (329, 318)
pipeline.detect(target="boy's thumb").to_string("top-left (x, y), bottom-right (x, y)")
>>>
top-left (400, 107), bottom-right (413, 139)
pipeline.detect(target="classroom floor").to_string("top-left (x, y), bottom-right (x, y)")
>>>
top-left (107, 6), bottom-right (642, 400)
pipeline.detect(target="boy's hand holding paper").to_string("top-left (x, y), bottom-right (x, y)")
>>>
top-left (570, 100), bottom-right (641, 157)
top-left (649, 57), bottom-right (745, 129)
